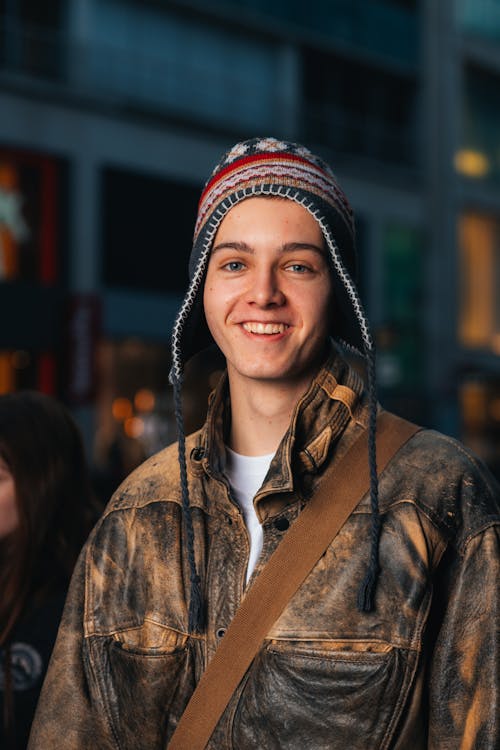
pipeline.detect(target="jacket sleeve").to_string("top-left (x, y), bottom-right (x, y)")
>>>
top-left (28, 538), bottom-right (117, 750)
top-left (427, 462), bottom-right (500, 749)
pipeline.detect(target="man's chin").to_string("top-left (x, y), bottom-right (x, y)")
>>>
top-left (228, 362), bottom-right (318, 389)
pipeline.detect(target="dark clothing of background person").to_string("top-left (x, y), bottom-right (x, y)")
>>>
top-left (0, 591), bottom-right (66, 749)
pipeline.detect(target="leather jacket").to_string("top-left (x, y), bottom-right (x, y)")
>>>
top-left (29, 353), bottom-right (500, 749)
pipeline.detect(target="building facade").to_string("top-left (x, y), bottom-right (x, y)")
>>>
top-left (1, 0), bottom-right (500, 488)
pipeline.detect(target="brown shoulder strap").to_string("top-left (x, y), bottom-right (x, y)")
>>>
top-left (168, 412), bottom-right (420, 750)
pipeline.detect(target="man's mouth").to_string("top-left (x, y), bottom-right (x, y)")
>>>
top-left (242, 322), bottom-right (288, 335)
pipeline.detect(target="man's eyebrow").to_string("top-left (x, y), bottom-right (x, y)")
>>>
top-left (212, 241), bottom-right (253, 254)
top-left (283, 242), bottom-right (326, 256)
top-left (211, 241), bottom-right (326, 255)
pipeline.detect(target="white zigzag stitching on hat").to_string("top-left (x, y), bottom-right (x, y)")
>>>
top-left (315, 214), bottom-right (373, 353)
top-left (170, 184), bottom-right (370, 382)
top-left (170, 222), bottom-right (219, 382)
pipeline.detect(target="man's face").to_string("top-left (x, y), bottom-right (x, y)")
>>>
top-left (203, 197), bottom-right (333, 392)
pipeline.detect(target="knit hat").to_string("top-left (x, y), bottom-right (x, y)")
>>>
top-left (170, 137), bottom-right (379, 632)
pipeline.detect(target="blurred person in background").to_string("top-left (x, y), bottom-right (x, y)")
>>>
top-left (0, 391), bottom-right (98, 750)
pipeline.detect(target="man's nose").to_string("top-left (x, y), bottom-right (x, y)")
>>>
top-left (247, 267), bottom-right (285, 307)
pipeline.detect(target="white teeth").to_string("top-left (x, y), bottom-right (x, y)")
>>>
top-left (242, 322), bottom-right (287, 334)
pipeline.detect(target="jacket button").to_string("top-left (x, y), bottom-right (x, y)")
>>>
top-left (274, 517), bottom-right (290, 532)
top-left (190, 447), bottom-right (205, 461)
top-left (216, 627), bottom-right (226, 639)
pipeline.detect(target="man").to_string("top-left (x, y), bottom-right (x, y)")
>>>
top-left (30, 138), bottom-right (499, 748)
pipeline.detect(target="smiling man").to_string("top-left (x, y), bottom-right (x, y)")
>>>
top-left (30, 138), bottom-right (500, 749)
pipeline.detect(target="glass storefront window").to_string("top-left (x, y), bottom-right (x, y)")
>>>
top-left (0, 149), bottom-right (62, 284)
top-left (0, 349), bottom-right (57, 395)
top-left (93, 338), bottom-right (224, 502)
top-left (459, 212), bottom-right (500, 352)
top-left (0, 148), bottom-right (65, 399)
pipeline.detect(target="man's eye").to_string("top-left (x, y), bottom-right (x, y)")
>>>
top-left (223, 261), bottom-right (245, 272)
top-left (286, 263), bottom-right (310, 273)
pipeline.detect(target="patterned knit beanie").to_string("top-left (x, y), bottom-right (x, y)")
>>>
top-left (170, 137), bottom-right (379, 632)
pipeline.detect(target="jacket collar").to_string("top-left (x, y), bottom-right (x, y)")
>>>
top-left (194, 346), bottom-right (366, 504)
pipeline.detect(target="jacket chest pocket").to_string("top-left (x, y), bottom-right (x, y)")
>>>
top-left (230, 639), bottom-right (417, 750)
top-left (86, 623), bottom-right (196, 750)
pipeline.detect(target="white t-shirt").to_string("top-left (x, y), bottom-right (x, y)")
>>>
top-left (224, 446), bottom-right (274, 584)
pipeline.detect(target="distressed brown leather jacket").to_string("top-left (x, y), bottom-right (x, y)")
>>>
top-left (29, 353), bottom-right (500, 749)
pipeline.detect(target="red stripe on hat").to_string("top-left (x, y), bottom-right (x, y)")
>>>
top-left (199, 151), bottom-right (328, 208)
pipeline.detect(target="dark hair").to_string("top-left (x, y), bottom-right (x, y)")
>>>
top-left (0, 391), bottom-right (96, 647)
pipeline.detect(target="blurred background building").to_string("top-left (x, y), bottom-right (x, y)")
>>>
top-left (1, 0), bottom-right (500, 496)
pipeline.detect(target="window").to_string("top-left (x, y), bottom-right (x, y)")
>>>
top-left (85, 4), bottom-right (280, 131)
top-left (92, 338), bottom-right (223, 501)
top-left (0, 349), bottom-right (57, 395)
top-left (101, 167), bottom-right (199, 294)
top-left (0, 149), bottom-right (66, 397)
top-left (457, 65), bottom-right (500, 184)
top-left (459, 212), bottom-right (500, 351)
top-left (457, 0), bottom-right (500, 43)
top-left (301, 49), bottom-right (417, 166)
top-left (376, 221), bottom-right (426, 421)
top-left (460, 377), bottom-right (500, 480)
top-left (222, 0), bottom-right (418, 66)
top-left (0, 149), bottom-right (63, 283)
